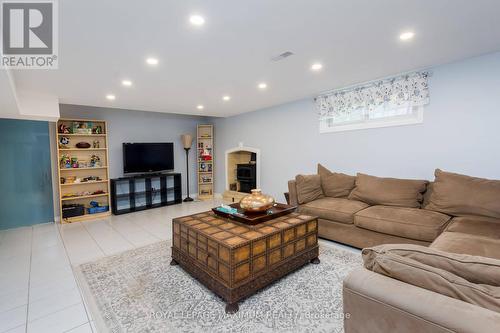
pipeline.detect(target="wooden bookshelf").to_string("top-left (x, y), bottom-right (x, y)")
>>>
top-left (56, 118), bottom-right (112, 223)
top-left (197, 124), bottom-right (214, 200)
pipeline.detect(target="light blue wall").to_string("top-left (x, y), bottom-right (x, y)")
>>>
top-left (214, 51), bottom-right (500, 200)
top-left (60, 105), bottom-right (210, 196)
top-left (0, 119), bottom-right (54, 229)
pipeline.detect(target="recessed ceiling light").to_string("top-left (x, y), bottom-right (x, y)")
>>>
top-left (222, 95), bottom-right (231, 101)
top-left (311, 63), bottom-right (323, 71)
top-left (106, 94), bottom-right (116, 101)
top-left (146, 57), bottom-right (159, 65)
top-left (121, 80), bottom-right (132, 87)
top-left (399, 31), bottom-right (415, 41)
top-left (197, 104), bottom-right (204, 110)
top-left (189, 15), bottom-right (205, 26)
top-left (258, 83), bottom-right (267, 89)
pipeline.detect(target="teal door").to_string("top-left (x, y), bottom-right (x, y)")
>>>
top-left (0, 119), bottom-right (54, 229)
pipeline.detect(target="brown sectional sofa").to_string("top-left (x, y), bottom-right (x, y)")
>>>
top-left (288, 166), bottom-right (452, 248)
top-left (288, 166), bottom-right (500, 332)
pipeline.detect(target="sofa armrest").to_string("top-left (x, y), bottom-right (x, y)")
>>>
top-left (287, 180), bottom-right (298, 206)
top-left (343, 268), bottom-right (500, 333)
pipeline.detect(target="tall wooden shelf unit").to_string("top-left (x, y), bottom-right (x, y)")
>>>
top-left (56, 119), bottom-right (112, 223)
top-left (197, 124), bottom-right (214, 200)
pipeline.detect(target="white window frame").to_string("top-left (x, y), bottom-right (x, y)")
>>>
top-left (319, 105), bottom-right (424, 133)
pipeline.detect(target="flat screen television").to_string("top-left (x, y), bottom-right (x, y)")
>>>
top-left (123, 143), bottom-right (174, 174)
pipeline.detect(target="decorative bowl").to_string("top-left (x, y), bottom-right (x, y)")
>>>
top-left (239, 189), bottom-right (275, 213)
top-left (76, 142), bottom-right (91, 149)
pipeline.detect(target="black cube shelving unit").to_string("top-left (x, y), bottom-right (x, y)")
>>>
top-left (110, 173), bottom-right (182, 215)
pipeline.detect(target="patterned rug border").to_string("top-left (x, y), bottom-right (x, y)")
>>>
top-left (74, 239), bottom-right (361, 333)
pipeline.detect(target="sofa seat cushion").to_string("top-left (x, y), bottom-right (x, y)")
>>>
top-left (446, 216), bottom-right (500, 239)
top-left (354, 205), bottom-right (451, 242)
top-left (431, 232), bottom-right (500, 260)
top-left (298, 197), bottom-right (369, 224)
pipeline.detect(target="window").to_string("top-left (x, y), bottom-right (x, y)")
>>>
top-left (316, 71), bottom-right (429, 133)
top-left (320, 104), bottom-right (424, 133)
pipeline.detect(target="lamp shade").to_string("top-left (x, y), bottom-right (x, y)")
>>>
top-left (181, 134), bottom-right (193, 149)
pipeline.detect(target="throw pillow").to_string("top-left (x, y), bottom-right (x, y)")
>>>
top-left (317, 164), bottom-right (356, 198)
top-left (295, 174), bottom-right (324, 204)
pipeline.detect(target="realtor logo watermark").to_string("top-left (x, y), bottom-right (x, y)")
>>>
top-left (1, 0), bottom-right (58, 69)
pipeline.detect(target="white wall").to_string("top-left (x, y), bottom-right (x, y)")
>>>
top-left (214, 51), bottom-right (500, 200)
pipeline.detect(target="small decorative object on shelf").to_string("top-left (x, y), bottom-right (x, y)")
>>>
top-left (66, 176), bottom-right (76, 184)
top-left (60, 154), bottom-right (71, 168)
top-left (90, 154), bottom-right (101, 167)
top-left (72, 121), bottom-right (93, 134)
top-left (197, 124), bottom-right (214, 200)
top-left (93, 140), bottom-right (100, 148)
top-left (59, 136), bottom-right (70, 148)
top-left (76, 142), bottom-right (91, 149)
top-left (199, 144), bottom-right (212, 161)
top-left (58, 123), bottom-right (71, 134)
top-left (92, 125), bottom-right (103, 134)
top-left (239, 189), bottom-right (275, 213)
top-left (200, 175), bottom-right (212, 183)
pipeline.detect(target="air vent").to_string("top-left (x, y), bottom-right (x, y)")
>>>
top-left (271, 51), bottom-right (294, 62)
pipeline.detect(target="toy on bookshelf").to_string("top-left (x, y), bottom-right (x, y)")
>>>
top-left (199, 145), bottom-right (212, 161)
top-left (90, 154), bottom-right (101, 167)
top-left (72, 121), bottom-right (93, 134)
top-left (58, 123), bottom-right (71, 134)
top-left (59, 136), bottom-right (70, 148)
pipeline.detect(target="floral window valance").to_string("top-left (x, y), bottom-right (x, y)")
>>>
top-left (315, 71), bottom-right (430, 120)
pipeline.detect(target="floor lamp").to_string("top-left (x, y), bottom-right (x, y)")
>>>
top-left (181, 134), bottom-right (194, 202)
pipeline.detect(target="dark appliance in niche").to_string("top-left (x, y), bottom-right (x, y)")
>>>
top-left (237, 163), bottom-right (256, 193)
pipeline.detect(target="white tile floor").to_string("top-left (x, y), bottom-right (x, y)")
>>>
top-left (0, 199), bottom-right (358, 333)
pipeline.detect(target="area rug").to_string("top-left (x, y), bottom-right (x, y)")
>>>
top-left (75, 240), bottom-right (362, 333)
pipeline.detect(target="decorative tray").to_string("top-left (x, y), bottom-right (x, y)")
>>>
top-left (212, 202), bottom-right (297, 225)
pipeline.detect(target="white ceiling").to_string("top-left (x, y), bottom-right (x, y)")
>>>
top-left (11, 0), bottom-right (500, 117)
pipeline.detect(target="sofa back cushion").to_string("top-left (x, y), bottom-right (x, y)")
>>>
top-left (317, 164), bottom-right (356, 198)
top-left (295, 174), bottom-right (324, 204)
top-left (424, 169), bottom-right (500, 219)
top-left (348, 173), bottom-right (428, 208)
top-left (363, 244), bottom-right (500, 312)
